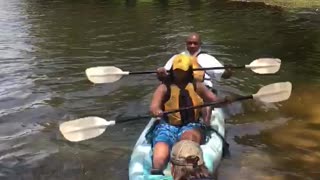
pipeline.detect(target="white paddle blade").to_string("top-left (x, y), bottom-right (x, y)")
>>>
top-left (59, 116), bottom-right (115, 142)
top-left (253, 82), bottom-right (292, 103)
top-left (245, 58), bottom-right (281, 74)
top-left (85, 66), bottom-right (129, 84)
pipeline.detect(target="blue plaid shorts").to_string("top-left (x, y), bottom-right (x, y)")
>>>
top-left (152, 120), bottom-right (202, 149)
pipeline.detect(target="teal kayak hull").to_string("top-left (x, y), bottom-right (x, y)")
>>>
top-left (129, 108), bottom-right (225, 180)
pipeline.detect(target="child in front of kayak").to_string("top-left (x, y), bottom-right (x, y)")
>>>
top-left (149, 54), bottom-right (222, 174)
top-left (170, 140), bottom-right (213, 180)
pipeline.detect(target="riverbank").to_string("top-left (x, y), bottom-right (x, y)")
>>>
top-left (231, 0), bottom-right (320, 9)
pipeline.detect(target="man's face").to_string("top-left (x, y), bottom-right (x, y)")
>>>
top-left (186, 35), bottom-right (200, 55)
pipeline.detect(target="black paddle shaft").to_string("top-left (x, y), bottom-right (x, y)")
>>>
top-left (129, 71), bottom-right (157, 75)
top-left (163, 95), bottom-right (253, 115)
top-left (193, 65), bottom-right (245, 71)
top-left (127, 65), bottom-right (245, 75)
top-left (115, 95), bottom-right (253, 123)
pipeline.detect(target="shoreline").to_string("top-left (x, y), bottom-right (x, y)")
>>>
top-left (230, 0), bottom-right (320, 9)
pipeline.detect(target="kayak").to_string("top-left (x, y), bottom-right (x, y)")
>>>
top-left (128, 108), bottom-right (225, 180)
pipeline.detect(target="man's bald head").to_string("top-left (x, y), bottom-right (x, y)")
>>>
top-left (186, 33), bottom-right (201, 43)
top-left (185, 33), bottom-right (201, 56)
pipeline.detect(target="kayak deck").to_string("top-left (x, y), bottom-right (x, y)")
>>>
top-left (129, 108), bottom-right (225, 180)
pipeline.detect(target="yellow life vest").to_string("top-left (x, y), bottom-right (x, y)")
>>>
top-left (163, 82), bottom-right (203, 126)
top-left (190, 56), bottom-right (205, 82)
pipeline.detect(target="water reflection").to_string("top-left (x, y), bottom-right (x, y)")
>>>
top-left (263, 84), bottom-right (320, 179)
top-left (219, 84), bottom-right (320, 180)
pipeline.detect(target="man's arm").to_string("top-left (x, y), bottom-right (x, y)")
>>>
top-left (156, 55), bottom-right (176, 81)
top-left (221, 67), bottom-right (232, 79)
top-left (196, 82), bottom-right (233, 107)
top-left (164, 55), bottom-right (176, 70)
top-left (196, 82), bottom-right (218, 102)
top-left (197, 54), bottom-right (232, 80)
top-left (150, 84), bottom-right (167, 117)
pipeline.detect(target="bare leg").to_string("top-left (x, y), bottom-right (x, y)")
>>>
top-left (213, 163), bottom-right (220, 179)
top-left (152, 142), bottom-right (170, 170)
top-left (201, 107), bottom-right (208, 122)
top-left (203, 106), bottom-right (212, 125)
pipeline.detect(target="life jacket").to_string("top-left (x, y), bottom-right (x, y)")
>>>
top-left (191, 56), bottom-right (205, 82)
top-left (162, 82), bottom-right (203, 126)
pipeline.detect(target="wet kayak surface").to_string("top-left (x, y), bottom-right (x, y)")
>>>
top-left (0, 0), bottom-right (319, 179)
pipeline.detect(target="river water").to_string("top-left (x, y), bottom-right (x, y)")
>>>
top-left (0, 0), bottom-right (319, 179)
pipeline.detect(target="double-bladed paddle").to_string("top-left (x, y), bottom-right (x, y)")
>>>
top-left (59, 82), bottom-right (291, 142)
top-left (85, 58), bottom-right (281, 84)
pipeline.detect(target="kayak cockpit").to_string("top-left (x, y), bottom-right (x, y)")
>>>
top-left (129, 108), bottom-right (225, 180)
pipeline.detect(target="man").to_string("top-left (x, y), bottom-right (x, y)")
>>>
top-left (170, 140), bottom-right (214, 180)
top-left (157, 32), bottom-right (232, 89)
top-left (157, 32), bottom-right (232, 122)
top-left (149, 54), bottom-right (224, 174)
